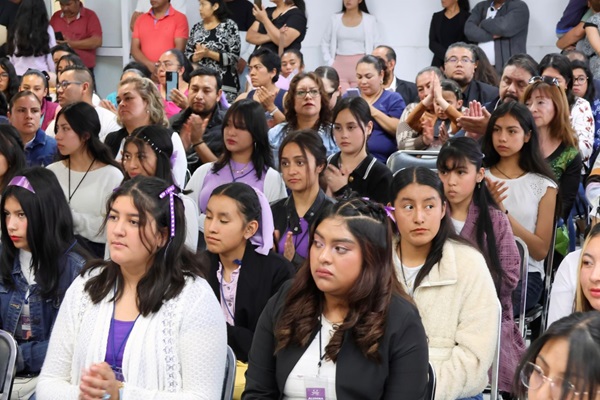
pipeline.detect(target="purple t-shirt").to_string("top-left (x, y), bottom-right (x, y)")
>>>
top-left (105, 319), bottom-right (136, 379)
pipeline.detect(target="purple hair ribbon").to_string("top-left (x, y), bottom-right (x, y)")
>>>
top-left (384, 205), bottom-right (396, 224)
top-left (8, 176), bottom-right (36, 194)
top-left (159, 185), bottom-right (176, 238)
top-left (250, 188), bottom-right (274, 256)
top-left (170, 150), bottom-right (178, 169)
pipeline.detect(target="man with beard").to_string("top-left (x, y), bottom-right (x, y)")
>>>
top-left (443, 42), bottom-right (498, 104)
top-left (170, 67), bottom-right (225, 174)
top-left (457, 53), bottom-right (538, 136)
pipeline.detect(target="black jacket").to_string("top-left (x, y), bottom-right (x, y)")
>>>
top-left (463, 79), bottom-right (499, 105)
top-left (395, 77), bottom-right (419, 105)
top-left (206, 242), bottom-right (294, 362)
top-left (329, 153), bottom-right (393, 204)
top-left (242, 282), bottom-right (430, 399)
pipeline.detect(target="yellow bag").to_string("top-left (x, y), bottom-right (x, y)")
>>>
top-left (233, 360), bottom-right (248, 400)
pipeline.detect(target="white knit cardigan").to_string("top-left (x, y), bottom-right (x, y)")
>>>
top-left (36, 272), bottom-right (227, 400)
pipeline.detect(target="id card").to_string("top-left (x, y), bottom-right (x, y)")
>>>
top-left (304, 375), bottom-right (327, 400)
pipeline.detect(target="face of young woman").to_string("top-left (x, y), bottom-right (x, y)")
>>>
top-left (491, 114), bottom-right (531, 159)
top-left (0, 66), bottom-right (8, 92)
top-left (281, 52), bottom-right (301, 78)
top-left (122, 142), bottom-right (158, 179)
top-left (356, 62), bottom-right (383, 97)
top-left (310, 216), bottom-right (362, 298)
top-left (57, 59), bottom-right (73, 76)
top-left (434, 90), bottom-right (462, 120)
top-left (199, 0), bottom-right (218, 21)
top-left (526, 338), bottom-right (571, 400)
top-left (441, 0), bottom-right (458, 8)
top-left (393, 183), bottom-right (446, 249)
top-left (55, 114), bottom-right (86, 157)
top-left (541, 67), bottom-right (568, 91)
top-left (204, 195), bottom-right (253, 257)
top-left (4, 196), bottom-right (29, 251)
top-left (52, 50), bottom-right (71, 67)
top-left (572, 68), bottom-right (588, 98)
top-left (579, 235), bottom-right (600, 311)
top-left (333, 109), bottom-right (370, 155)
top-left (107, 195), bottom-right (164, 270)
top-left (20, 75), bottom-right (47, 103)
top-left (8, 95), bottom-right (41, 138)
top-left (280, 142), bottom-right (323, 192)
top-left (343, 0), bottom-right (362, 10)
top-left (223, 119), bottom-right (254, 156)
top-left (117, 84), bottom-right (150, 128)
top-left (438, 160), bottom-right (484, 210)
top-left (294, 77), bottom-right (321, 119)
top-left (525, 89), bottom-right (556, 131)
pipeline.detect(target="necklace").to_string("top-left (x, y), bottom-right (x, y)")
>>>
top-left (494, 165), bottom-right (526, 180)
top-left (68, 158), bottom-right (96, 204)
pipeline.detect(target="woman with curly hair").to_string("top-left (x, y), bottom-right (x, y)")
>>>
top-left (7, 0), bottom-right (56, 75)
top-left (243, 197), bottom-right (429, 399)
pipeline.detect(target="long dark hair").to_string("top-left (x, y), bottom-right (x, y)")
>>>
top-left (473, 46), bottom-right (500, 87)
top-left (539, 53), bottom-right (576, 108)
top-left (437, 137), bottom-right (504, 294)
top-left (0, 58), bottom-right (19, 102)
top-left (457, 0), bottom-right (470, 11)
top-left (7, 0), bottom-right (51, 58)
top-left (55, 102), bottom-right (122, 170)
top-left (278, 129), bottom-right (327, 172)
top-left (123, 125), bottom-right (175, 185)
top-left (0, 167), bottom-right (86, 299)
top-left (331, 96), bottom-right (371, 153)
top-left (482, 102), bottom-right (556, 182)
top-left (391, 167), bottom-right (470, 290)
top-left (285, 0), bottom-right (306, 13)
top-left (514, 311), bottom-right (600, 398)
top-left (83, 176), bottom-right (206, 316)
top-left (212, 99), bottom-right (274, 179)
top-left (275, 197), bottom-right (408, 362)
top-left (342, 0), bottom-right (369, 13)
top-left (571, 59), bottom-right (596, 104)
top-left (0, 125), bottom-right (26, 191)
top-left (205, 0), bottom-right (232, 21)
top-left (283, 72), bottom-right (332, 132)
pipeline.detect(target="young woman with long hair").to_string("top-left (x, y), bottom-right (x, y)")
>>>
top-left (0, 167), bottom-right (90, 375)
top-left (47, 102), bottom-right (123, 258)
top-left (271, 129), bottom-right (334, 268)
top-left (324, 96), bottom-right (392, 204)
top-left (243, 197), bottom-right (429, 399)
top-left (437, 137), bottom-right (523, 395)
top-left (429, 0), bottom-right (471, 68)
top-left (185, 98), bottom-right (286, 233)
top-left (571, 59), bottom-right (600, 153)
top-left (483, 101), bottom-right (558, 315)
top-left (37, 176), bottom-right (227, 399)
top-left (0, 124), bottom-right (26, 192)
top-left (391, 166), bottom-right (499, 400)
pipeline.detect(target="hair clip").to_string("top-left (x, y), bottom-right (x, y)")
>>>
top-left (8, 176), bottom-right (35, 194)
top-left (384, 205), bottom-right (396, 224)
top-left (140, 134), bottom-right (162, 154)
top-left (159, 185), bottom-right (176, 238)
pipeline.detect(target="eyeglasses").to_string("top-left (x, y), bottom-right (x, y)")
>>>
top-left (0, 73), bottom-right (9, 80)
top-left (573, 76), bottom-right (588, 85)
top-left (295, 89), bottom-right (320, 98)
top-left (520, 362), bottom-right (578, 399)
top-left (57, 80), bottom-right (83, 89)
top-left (445, 56), bottom-right (475, 65)
top-left (154, 61), bottom-right (180, 70)
top-left (528, 76), bottom-right (560, 86)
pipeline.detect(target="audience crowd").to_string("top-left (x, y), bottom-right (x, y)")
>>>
top-left (3, 0), bottom-right (600, 399)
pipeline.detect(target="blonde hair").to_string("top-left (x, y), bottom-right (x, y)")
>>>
top-left (575, 224), bottom-right (600, 312)
top-left (117, 76), bottom-right (168, 128)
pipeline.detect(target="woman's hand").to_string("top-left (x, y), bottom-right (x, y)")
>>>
top-left (274, 230), bottom-right (295, 261)
top-left (485, 176), bottom-right (508, 212)
top-left (254, 86), bottom-right (277, 111)
top-left (193, 43), bottom-right (210, 62)
top-left (99, 100), bottom-right (117, 115)
top-left (170, 88), bottom-right (188, 109)
top-left (324, 164), bottom-right (348, 193)
top-left (421, 117), bottom-right (434, 146)
top-left (252, 4), bottom-right (269, 24)
top-left (79, 363), bottom-right (120, 400)
top-left (439, 121), bottom-right (449, 145)
top-left (432, 73), bottom-right (450, 112)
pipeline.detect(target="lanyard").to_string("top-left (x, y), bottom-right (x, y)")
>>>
top-left (317, 316), bottom-right (326, 375)
top-left (228, 162), bottom-right (255, 182)
top-left (220, 274), bottom-right (236, 323)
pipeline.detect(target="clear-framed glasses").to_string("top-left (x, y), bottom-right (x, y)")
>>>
top-left (296, 89), bottom-right (320, 98)
top-left (520, 362), bottom-right (576, 399)
top-left (57, 80), bottom-right (83, 89)
top-left (0, 73), bottom-right (9, 80)
top-left (154, 61), bottom-right (180, 70)
top-left (574, 76), bottom-right (589, 85)
top-left (445, 56), bottom-right (475, 65)
top-left (529, 76), bottom-right (560, 86)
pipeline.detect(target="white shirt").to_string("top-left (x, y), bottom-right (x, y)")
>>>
top-left (335, 21), bottom-right (366, 56)
top-left (478, 5), bottom-right (502, 65)
top-left (547, 249), bottom-right (580, 327)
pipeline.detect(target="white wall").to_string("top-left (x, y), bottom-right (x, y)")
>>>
top-left (57, 0), bottom-right (565, 97)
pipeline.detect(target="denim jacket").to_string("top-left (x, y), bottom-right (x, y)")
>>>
top-left (0, 246), bottom-right (86, 373)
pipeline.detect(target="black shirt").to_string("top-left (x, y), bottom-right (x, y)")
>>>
top-left (257, 7), bottom-right (307, 53)
top-left (329, 153), bottom-right (393, 204)
top-left (225, 0), bottom-right (255, 32)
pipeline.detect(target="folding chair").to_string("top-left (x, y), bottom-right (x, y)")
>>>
top-left (221, 346), bottom-right (237, 400)
top-left (426, 362), bottom-right (436, 400)
top-left (0, 329), bottom-right (17, 400)
top-left (386, 150), bottom-right (439, 175)
top-left (489, 301), bottom-right (502, 400)
top-left (514, 237), bottom-right (529, 339)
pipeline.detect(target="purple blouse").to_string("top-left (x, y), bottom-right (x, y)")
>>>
top-left (105, 319), bottom-right (136, 377)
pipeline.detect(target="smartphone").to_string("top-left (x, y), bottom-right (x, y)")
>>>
top-left (254, 0), bottom-right (262, 9)
top-left (166, 71), bottom-right (179, 101)
top-left (346, 88), bottom-right (360, 98)
top-left (55, 31), bottom-right (64, 41)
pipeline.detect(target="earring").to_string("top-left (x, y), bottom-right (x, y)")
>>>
top-left (477, 181), bottom-right (481, 189)
top-left (146, 109), bottom-right (150, 114)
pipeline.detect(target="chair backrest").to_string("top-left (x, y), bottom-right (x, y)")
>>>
top-left (386, 150), bottom-right (439, 175)
top-left (221, 345), bottom-right (236, 400)
top-left (489, 300), bottom-right (502, 400)
top-left (515, 237), bottom-right (529, 338)
top-left (0, 329), bottom-right (17, 400)
top-left (426, 362), bottom-right (436, 400)
top-left (540, 219), bottom-right (559, 333)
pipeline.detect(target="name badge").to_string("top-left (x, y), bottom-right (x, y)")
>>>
top-left (304, 375), bottom-right (328, 400)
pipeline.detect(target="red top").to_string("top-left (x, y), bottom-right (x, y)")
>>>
top-left (132, 5), bottom-right (189, 63)
top-left (49, 6), bottom-right (102, 68)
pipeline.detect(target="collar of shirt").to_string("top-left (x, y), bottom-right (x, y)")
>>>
top-left (60, 10), bottom-right (82, 20)
top-left (150, 5), bottom-right (172, 21)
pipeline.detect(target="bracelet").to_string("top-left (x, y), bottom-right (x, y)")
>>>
top-left (192, 141), bottom-right (204, 148)
top-left (268, 108), bottom-right (278, 117)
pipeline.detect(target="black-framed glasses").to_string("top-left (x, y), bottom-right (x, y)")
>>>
top-left (520, 362), bottom-right (576, 400)
top-left (57, 80), bottom-right (83, 89)
top-left (296, 89), bottom-right (320, 98)
top-left (573, 76), bottom-right (588, 85)
top-left (528, 76), bottom-right (560, 86)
